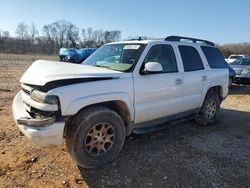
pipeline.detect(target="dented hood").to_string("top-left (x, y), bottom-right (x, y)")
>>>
top-left (21, 60), bottom-right (122, 86)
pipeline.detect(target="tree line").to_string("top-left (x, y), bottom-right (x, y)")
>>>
top-left (0, 20), bottom-right (121, 54)
top-left (218, 43), bottom-right (250, 58)
top-left (0, 20), bottom-right (250, 56)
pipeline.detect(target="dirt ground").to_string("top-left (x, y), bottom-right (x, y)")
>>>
top-left (0, 55), bottom-right (250, 188)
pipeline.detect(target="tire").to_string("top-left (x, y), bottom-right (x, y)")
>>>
top-left (195, 90), bottom-right (221, 126)
top-left (66, 106), bottom-right (125, 168)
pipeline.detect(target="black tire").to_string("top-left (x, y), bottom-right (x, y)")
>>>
top-left (195, 90), bottom-right (221, 126)
top-left (66, 106), bottom-right (125, 168)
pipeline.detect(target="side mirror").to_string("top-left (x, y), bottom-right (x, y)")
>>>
top-left (142, 62), bottom-right (163, 74)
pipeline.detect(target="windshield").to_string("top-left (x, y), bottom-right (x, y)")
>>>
top-left (82, 43), bottom-right (145, 72)
top-left (229, 55), bottom-right (243, 59)
top-left (231, 58), bottom-right (250, 65)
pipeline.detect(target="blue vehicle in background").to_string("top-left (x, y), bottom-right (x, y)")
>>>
top-left (59, 48), bottom-right (98, 63)
top-left (227, 63), bottom-right (236, 88)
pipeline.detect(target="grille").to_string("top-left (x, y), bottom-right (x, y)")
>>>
top-left (21, 84), bottom-right (33, 96)
top-left (22, 87), bottom-right (31, 95)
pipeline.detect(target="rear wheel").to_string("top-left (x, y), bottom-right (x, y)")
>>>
top-left (66, 106), bottom-right (125, 168)
top-left (195, 90), bottom-right (221, 126)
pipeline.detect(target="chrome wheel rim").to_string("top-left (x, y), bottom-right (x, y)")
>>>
top-left (85, 123), bottom-right (115, 156)
top-left (205, 99), bottom-right (217, 119)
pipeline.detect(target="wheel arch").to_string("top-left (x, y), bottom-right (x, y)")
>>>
top-left (64, 100), bottom-right (133, 137)
top-left (199, 85), bottom-right (224, 107)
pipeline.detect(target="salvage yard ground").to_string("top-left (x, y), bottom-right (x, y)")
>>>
top-left (0, 54), bottom-right (250, 187)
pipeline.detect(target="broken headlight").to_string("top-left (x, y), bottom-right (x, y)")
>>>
top-left (30, 90), bottom-right (58, 104)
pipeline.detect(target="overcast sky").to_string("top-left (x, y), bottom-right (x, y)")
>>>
top-left (0, 0), bottom-right (249, 44)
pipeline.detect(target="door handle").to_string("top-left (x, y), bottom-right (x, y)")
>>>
top-left (175, 78), bottom-right (183, 85)
top-left (202, 76), bottom-right (207, 82)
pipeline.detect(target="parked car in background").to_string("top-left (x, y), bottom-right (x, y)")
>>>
top-left (59, 48), bottom-right (97, 63)
top-left (225, 54), bottom-right (249, 64)
top-left (59, 48), bottom-right (77, 61)
top-left (230, 57), bottom-right (250, 85)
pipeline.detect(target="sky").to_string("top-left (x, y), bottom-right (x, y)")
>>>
top-left (0, 0), bottom-right (249, 44)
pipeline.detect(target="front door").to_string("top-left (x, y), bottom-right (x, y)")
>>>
top-left (133, 44), bottom-right (183, 124)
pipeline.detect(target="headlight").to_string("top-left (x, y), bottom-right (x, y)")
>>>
top-left (30, 90), bottom-right (58, 104)
top-left (241, 70), bottom-right (249, 75)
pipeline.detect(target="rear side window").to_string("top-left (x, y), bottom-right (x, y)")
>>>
top-left (179, 45), bottom-right (204, 72)
top-left (241, 59), bottom-right (250, 65)
top-left (201, 46), bottom-right (227, 68)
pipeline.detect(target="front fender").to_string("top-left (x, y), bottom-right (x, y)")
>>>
top-left (64, 92), bottom-right (134, 120)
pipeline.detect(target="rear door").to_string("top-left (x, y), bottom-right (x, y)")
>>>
top-left (178, 45), bottom-right (207, 112)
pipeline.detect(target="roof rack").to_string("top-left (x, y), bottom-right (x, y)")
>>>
top-left (128, 37), bottom-right (144, 41)
top-left (165, 36), bottom-right (215, 46)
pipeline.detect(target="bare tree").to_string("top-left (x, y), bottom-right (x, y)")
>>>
top-left (43, 20), bottom-right (80, 48)
top-left (29, 23), bottom-right (39, 45)
top-left (103, 30), bottom-right (121, 43)
top-left (81, 28), bottom-right (86, 43)
top-left (0, 29), bottom-right (11, 38)
top-left (1, 20), bottom-right (123, 54)
top-left (15, 22), bottom-right (29, 40)
top-left (96, 30), bottom-right (104, 45)
top-left (2, 31), bottom-right (10, 38)
top-left (42, 24), bottom-right (56, 53)
top-left (87, 27), bottom-right (93, 40)
top-left (62, 24), bottom-right (79, 48)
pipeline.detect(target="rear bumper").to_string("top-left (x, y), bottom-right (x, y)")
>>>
top-left (12, 91), bottom-right (65, 147)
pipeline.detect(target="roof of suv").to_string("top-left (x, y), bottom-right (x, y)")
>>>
top-left (110, 36), bottom-right (215, 47)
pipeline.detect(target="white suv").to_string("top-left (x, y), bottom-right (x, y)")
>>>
top-left (13, 36), bottom-right (229, 168)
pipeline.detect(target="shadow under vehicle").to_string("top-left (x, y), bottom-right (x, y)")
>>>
top-left (78, 107), bottom-right (250, 187)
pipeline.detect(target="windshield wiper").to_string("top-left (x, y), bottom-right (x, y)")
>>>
top-left (95, 65), bottom-right (111, 69)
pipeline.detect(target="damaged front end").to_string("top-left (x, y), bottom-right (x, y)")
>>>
top-left (18, 83), bottom-right (60, 126)
top-left (12, 84), bottom-right (65, 147)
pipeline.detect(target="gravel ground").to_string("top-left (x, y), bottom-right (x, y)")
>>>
top-left (0, 57), bottom-right (249, 187)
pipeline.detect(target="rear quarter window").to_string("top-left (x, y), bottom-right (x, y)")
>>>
top-left (201, 46), bottom-right (227, 68)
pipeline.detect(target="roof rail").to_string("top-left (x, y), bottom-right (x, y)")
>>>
top-left (165, 36), bottom-right (215, 46)
top-left (128, 37), bottom-right (144, 41)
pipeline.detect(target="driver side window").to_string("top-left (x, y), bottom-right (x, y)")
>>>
top-left (144, 44), bottom-right (178, 73)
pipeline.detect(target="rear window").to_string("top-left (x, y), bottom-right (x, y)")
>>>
top-left (229, 55), bottom-right (242, 59)
top-left (179, 45), bottom-right (204, 72)
top-left (231, 58), bottom-right (250, 65)
top-left (201, 46), bottom-right (227, 68)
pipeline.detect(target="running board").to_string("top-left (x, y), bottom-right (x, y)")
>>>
top-left (132, 115), bottom-right (196, 134)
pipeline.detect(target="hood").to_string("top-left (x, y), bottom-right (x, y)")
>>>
top-left (21, 60), bottom-right (122, 86)
top-left (230, 65), bottom-right (250, 75)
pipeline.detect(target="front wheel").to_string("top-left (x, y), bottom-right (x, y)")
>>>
top-left (66, 106), bottom-right (125, 168)
top-left (195, 90), bottom-right (220, 126)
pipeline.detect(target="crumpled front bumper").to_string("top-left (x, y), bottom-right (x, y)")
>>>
top-left (12, 91), bottom-right (65, 147)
